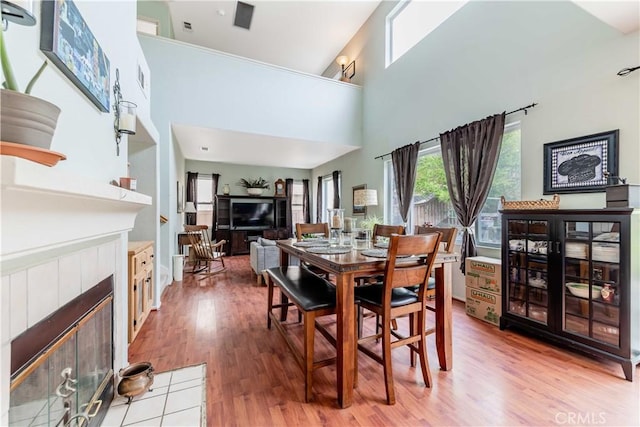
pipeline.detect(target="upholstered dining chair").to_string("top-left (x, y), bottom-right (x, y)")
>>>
top-left (184, 225), bottom-right (227, 278)
top-left (354, 232), bottom-right (442, 405)
top-left (356, 224), bottom-right (406, 336)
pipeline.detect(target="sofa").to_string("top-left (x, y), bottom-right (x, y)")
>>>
top-left (249, 237), bottom-right (299, 284)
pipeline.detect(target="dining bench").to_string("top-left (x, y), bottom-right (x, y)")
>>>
top-left (266, 266), bottom-right (338, 402)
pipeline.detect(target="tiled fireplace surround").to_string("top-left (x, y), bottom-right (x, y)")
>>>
top-left (0, 157), bottom-right (151, 425)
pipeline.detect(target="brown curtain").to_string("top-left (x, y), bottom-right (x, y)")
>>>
top-left (211, 173), bottom-right (220, 233)
top-left (440, 112), bottom-right (505, 273)
top-left (391, 142), bottom-right (421, 223)
top-left (332, 170), bottom-right (341, 208)
top-left (186, 172), bottom-right (198, 225)
top-left (302, 179), bottom-right (311, 223)
top-left (285, 178), bottom-right (294, 235)
top-left (316, 176), bottom-right (323, 223)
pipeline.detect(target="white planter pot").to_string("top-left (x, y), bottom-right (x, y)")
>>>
top-left (1, 90), bottom-right (60, 149)
top-left (246, 188), bottom-right (264, 196)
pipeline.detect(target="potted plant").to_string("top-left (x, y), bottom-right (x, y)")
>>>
top-left (238, 177), bottom-right (270, 196)
top-left (1, 28), bottom-right (60, 149)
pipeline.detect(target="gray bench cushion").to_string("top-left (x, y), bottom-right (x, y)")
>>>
top-left (267, 266), bottom-right (335, 311)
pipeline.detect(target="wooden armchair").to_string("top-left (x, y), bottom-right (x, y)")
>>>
top-left (184, 225), bottom-right (226, 278)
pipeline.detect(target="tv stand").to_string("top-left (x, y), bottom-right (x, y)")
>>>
top-left (215, 195), bottom-right (291, 255)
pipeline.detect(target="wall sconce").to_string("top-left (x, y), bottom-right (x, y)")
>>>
top-left (112, 68), bottom-right (137, 156)
top-left (336, 55), bottom-right (355, 83)
top-left (353, 189), bottom-right (378, 207)
top-left (1, 0), bottom-right (36, 28)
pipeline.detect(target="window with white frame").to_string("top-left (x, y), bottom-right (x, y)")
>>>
top-left (137, 18), bottom-right (159, 36)
top-left (290, 182), bottom-right (305, 227)
top-left (386, 0), bottom-right (467, 67)
top-left (196, 175), bottom-right (213, 228)
top-left (384, 122), bottom-right (521, 247)
top-left (321, 175), bottom-right (336, 222)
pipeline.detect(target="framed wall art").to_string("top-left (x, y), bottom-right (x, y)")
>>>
top-left (40, 0), bottom-right (111, 112)
top-left (352, 184), bottom-right (366, 216)
top-left (543, 130), bottom-right (619, 194)
top-left (177, 181), bottom-right (184, 213)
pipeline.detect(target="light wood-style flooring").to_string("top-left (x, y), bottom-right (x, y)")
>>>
top-left (128, 256), bottom-right (640, 426)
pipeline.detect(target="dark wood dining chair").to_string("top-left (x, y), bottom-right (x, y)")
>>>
top-left (414, 225), bottom-right (457, 299)
top-left (295, 222), bottom-right (330, 239)
top-left (354, 232), bottom-right (442, 405)
top-left (372, 224), bottom-right (405, 245)
top-left (357, 224), bottom-right (406, 335)
top-left (295, 223), bottom-right (331, 279)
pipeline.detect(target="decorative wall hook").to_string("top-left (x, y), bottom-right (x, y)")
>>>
top-left (617, 66), bottom-right (640, 76)
top-left (604, 171), bottom-right (627, 185)
top-left (112, 68), bottom-right (137, 156)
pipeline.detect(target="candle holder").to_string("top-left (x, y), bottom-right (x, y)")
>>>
top-left (113, 68), bottom-right (137, 156)
top-left (327, 208), bottom-right (344, 245)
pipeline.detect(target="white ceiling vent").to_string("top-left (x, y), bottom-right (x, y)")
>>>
top-left (234, 2), bottom-right (254, 30)
top-left (183, 21), bottom-right (193, 32)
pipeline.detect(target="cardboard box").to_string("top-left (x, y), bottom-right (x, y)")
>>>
top-left (465, 287), bottom-right (501, 327)
top-left (465, 256), bottom-right (501, 293)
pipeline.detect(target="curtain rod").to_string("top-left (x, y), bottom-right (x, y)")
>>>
top-left (374, 102), bottom-right (538, 160)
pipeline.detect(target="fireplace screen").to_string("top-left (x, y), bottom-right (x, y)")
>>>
top-left (9, 277), bottom-right (114, 426)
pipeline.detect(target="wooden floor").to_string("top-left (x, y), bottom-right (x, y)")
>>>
top-left (129, 256), bottom-right (640, 426)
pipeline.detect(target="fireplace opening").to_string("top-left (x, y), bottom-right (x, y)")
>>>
top-left (9, 276), bottom-right (114, 426)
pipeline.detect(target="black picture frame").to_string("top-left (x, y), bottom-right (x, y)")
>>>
top-left (352, 184), bottom-right (366, 216)
top-left (543, 130), bottom-right (619, 194)
top-left (40, 0), bottom-right (110, 112)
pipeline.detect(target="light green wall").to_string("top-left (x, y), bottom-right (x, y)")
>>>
top-left (185, 161), bottom-right (311, 197)
top-left (313, 0), bottom-right (639, 298)
top-left (137, 0), bottom-right (174, 38)
top-left (315, 0), bottom-right (639, 218)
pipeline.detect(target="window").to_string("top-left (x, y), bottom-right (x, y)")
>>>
top-left (386, 0), bottom-right (466, 67)
top-left (385, 122), bottom-right (521, 247)
top-left (137, 18), bottom-right (159, 36)
top-left (290, 182), bottom-right (305, 227)
top-left (476, 122), bottom-right (521, 246)
top-left (196, 175), bottom-right (213, 227)
top-left (321, 176), bottom-right (334, 222)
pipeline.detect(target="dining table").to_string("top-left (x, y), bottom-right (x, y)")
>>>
top-left (276, 238), bottom-right (459, 408)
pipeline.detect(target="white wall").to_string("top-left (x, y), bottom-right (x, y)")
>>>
top-left (313, 0), bottom-right (639, 299)
top-left (139, 34), bottom-right (362, 284)
top-left (4, 0), bottom-right (149, 181)
top-left (2, 0), bottom-right (155, 399)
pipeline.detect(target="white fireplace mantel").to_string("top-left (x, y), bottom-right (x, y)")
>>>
top-left (1, 156), bottom-right (152, 261)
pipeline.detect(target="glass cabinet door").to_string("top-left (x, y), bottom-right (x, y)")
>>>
top-left (506, 219), bottom-right (549, 324)
top-left (563, 221), bottom-right (620, 347)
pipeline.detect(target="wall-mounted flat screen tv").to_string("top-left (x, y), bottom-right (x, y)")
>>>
top-left (231, 200), bottom-right (274, 230)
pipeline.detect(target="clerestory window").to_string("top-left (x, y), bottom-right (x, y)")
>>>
top-left (386, 0), bottom-right (467, 67)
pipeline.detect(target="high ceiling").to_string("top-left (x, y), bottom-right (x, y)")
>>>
top-left (161, 0), bottom-right (638, 170)
top-left (164, 0), bottom-right (379, 169)
top-left (167, 0), bottom-right (381, 75)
